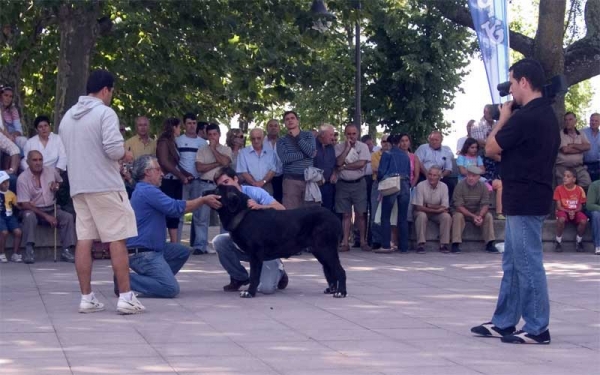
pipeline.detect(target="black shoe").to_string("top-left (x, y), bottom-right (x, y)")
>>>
top-left (471, 322), bottom-right (516, 338)
top-left (439, 245), bottom-right (450, 254)
top-left (223, 278), bottom-right (250, 292)
top-left (372, 243), bottom-right (382, 250)
top-left (486, 241), bottom-right (499, 253)
top-left (575, 242), bottom-right (585, 252)
top-left (501, 329), bottom-right (551, 344)
top-left (554, 241), bottom-right (563, 253)
top-left (416, 246), bottom-right (425, 254)
top-left (352, 242), bottom-right (361, 248)
top-left (61, 248), bottom-right (75, 263)
top-left (192, 249), bottom-right (205, 255)
top-left (277, 270), bottom-right (289, 290)
top-left (451, 243), bottom-right (462, 254)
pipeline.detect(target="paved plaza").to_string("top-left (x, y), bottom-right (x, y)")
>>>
top-left (1, 229), bottom-right (599, 374)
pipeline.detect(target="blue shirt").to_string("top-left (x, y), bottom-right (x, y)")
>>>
top-left (581, 127), bottom-right (600, 163)
top-left (176, 134), bottom-right (207, 177)
top-left (414, 144), bottom-right (454, 172)
top-left (236, 146), bottom-right (276, 181)
top-left (241, 185), bottom-right (275, 205)
top-left (377, 148), bottom-right (411, 182)
top-left (314, 138), bottom-right (336, 180)
top-left (127, 182), bottom-right (186, 250)
top-left (263, 138), bottom-right (283, 175)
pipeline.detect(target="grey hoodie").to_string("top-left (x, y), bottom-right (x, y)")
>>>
top-left (59, 96), bottom-right (125, 196)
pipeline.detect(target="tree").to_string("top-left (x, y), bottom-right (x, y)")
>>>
top-left (434, 0), bottom-right (600, 118)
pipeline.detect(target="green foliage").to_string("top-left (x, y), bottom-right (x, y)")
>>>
top-left (565, 80), bottom-right (595, 128)
top-left (3, 0), bottom-right (474, 144)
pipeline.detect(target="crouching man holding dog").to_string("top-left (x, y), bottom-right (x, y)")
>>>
top-left (212, 167), bottom-right (289, 294)
top-left (120, 155), bottom-right (221, 298)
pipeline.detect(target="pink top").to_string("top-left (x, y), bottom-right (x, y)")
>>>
top-left (16, 166), bottom-right (62, 207)
top-left (409, 153), bottom-right (415, 185)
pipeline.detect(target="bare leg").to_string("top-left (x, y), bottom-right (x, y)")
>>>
top-left (110, 239), bottom-right (131, 293)
top-left (556, 217), bottom-right (565, 237)
top-left (0, 231), bottom-right (7, 256)
top-left (341, 213), bottom-right (352, 246)
top-left (577, 221), bottom-right (587, 237)
top-left (493, 180), bottom-right (503, 214)
top-left (168, 228), bottom-right (178, 243)
top-left (12, 228), bottom-right (21, 254)
top-left (358, 213), bottom-right (367, 245)
top-left (391, 226), bottom-right (398, 247)
top-left (75, 239), bottom-right (94, 294)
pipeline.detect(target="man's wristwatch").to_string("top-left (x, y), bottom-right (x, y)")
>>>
top-left (262, 179), bottom-right (267, 184)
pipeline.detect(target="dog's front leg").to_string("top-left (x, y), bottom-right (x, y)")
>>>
top-left (240, 256), bottom-right (263, 298)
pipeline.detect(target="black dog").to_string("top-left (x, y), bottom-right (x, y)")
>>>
top-left (211, 185), bottom-right (346, 298)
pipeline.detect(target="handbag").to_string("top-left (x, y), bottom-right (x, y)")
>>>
top-left (378, 153), bottom-right (401, 196)
top-left (378, 174), bottom-right (400, 196)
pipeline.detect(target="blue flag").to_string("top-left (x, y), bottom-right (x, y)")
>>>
top-left (468, 0), bottom-right (510, 104)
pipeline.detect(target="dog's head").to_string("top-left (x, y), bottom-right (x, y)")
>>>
top-left (207, 185), bottom-right (249, 217)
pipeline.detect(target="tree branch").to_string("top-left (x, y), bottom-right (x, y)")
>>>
top-left (564, 0), bottom-right (600, 85)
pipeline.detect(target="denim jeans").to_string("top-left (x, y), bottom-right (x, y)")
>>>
top-left (128, 243), bottom-right (190, 298)
top-left (213, 233), bottom-right (283, 294)
top-left (192, 180), bottom-right (216, 252)
top-left (179, 179), bottom-right (204, 250)
top-left (590, 211), bottom-right (600, 247)
top-left (492, 215), bottom-right (550, 335)
top-left (380, 180), bottom-right (410, 251)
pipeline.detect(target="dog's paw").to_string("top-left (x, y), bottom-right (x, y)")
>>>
top-left (239, 290), bottom-right (254, 298)
top-left (333, 291), bottom-right (347, 298)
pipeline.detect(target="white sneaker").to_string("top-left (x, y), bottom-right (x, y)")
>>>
top-left (205, 245), bottom-right (216, 254)
top-left (0, 254), bottom-right (7, 263)
top-left (79, 296), bottom-right (105, 313)
top-left (117, 293), bottom-right (146, 315)
top-left (11, 253), bottom-right (22, 263)
top-left (595, 247), bottom-right (600, 255)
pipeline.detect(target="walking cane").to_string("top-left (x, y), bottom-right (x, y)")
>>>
top-left (53, 202), bottom-right (57, 262)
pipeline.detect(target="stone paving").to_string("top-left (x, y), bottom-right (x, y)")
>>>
top-left (1, 228), bottom-right (599, 374)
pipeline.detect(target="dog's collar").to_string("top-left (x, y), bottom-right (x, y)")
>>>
top-left (226, 209), bottom-right (250, 232)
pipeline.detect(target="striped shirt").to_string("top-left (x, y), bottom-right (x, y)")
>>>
top-left (276, 131), bottom-right (315, 177)
top-left (452, 180), bottom-right (490, 213)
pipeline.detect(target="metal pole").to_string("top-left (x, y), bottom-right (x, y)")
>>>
top-left (354, 1), bottom-right (361, 132)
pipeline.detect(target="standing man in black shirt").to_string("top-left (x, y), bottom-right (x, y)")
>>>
top-left (471, 59), bottom-right (560, 345)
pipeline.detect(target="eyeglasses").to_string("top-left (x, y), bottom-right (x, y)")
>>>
top-left (250, 137), bottom-right (262, 141)
top-left (234, 135), bottom-right (244, 139)
top-left (146, 167), bottom-right (161, 172)
top-left (381, 140), bottom-right (389, 143)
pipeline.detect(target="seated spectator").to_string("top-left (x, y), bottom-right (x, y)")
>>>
top-left (582, 113), bottom-right (600, 181)
top-left (412, 166), bottom-right (451, 254)
top-left (21, 115), bottom-right (67, 172)
top-left (456, 137), bottom-right (484, 180)
top-left (236, 128), bottom-right (276, 195)
top-left (482, 152), bottom-right (504, 220)
top-left (554, 168), bottom-right (588, 252)
top-left (415, 131), bottom-right (456, 198)
top-left (226, 128), bottom-right (245, 169)
top-left (0, 171), bottom-right (22, 263)
top-left (555, 112), bottom-right (591, 189)
top-left (122, 155), bottom-right (221, 298)
top-left (17, 151), bottom-right (76, 264)
top-left (125, 116), bottom-right (156, 161)
top-left (585, 179), bottom-right (600, 255)
top-left (0, 86), bottom-right (27, 149)
top-left (0, 131), bottom-right (20, 184)
top-left (451, 166), bottom-right (496, 254)
top-left (211, 167), bottom-right (288, 294)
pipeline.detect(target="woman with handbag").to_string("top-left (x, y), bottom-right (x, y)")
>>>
top-left (376, 134), bottom-right (411, 253)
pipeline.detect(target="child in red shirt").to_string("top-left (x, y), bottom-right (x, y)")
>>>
top-left (553, 168), bottom-right (588, 252)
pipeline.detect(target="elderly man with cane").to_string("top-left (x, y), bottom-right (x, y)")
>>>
top-left (17, 150), bottom-right (77, 264)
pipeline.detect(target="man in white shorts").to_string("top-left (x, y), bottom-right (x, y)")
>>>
top-left (59, 69), bottom-right (144, 315)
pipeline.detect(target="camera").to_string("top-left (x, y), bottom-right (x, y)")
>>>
top-left (489, 75), bottom-right (567, 120)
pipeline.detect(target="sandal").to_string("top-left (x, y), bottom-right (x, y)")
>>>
top-left (360, 243), bottom-right (372, 252)
top-left (496, 213), bottom-right (506, 220)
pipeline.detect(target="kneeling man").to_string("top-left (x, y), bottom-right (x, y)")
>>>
top-left (17, 150), bottom-right (77, 264)
top-left (451, 166), bottom-right (496, 253)
top-left (212, 167), bottom-right (288, 294)
top-left (123, 155), bottom-right (221, 298)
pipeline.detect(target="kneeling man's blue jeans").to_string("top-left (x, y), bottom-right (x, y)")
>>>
top-left (213, 233), bottom-right (283, 294)
top-left (129, 243), bottom-right (190, 298)
top-left (492, 215), bottom-right (550, 335)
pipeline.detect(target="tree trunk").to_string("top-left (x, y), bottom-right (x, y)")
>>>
top-left (54, 1), bottom-right (101, 130)
top-left (534, 0), bottom-right (567, 122)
